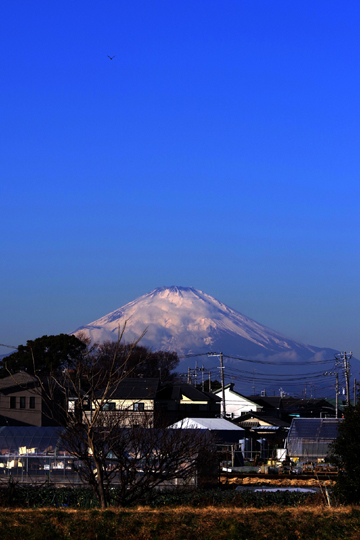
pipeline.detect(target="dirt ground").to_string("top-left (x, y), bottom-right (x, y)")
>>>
top-left (220, 476), bottom-right (334, 487)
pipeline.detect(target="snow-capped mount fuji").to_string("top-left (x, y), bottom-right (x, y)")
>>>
top-left (72, 286), bottom-right (338, 363)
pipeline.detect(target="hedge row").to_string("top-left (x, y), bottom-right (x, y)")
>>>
top-left (0, 484), bottom-right (325, 508)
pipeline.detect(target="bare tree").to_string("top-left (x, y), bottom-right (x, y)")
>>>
top-left (19, 325), bottom-right (216, 509)
top-left (26, 325), bottom-right (147, 508)
top-left (60, 411), bottom-right (217, 507)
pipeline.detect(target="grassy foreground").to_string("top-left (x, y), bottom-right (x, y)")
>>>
top-left (0, 507), bottom-right (360, 540)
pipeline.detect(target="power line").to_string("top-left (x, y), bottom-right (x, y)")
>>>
top-left (179, 350), bottom-right (341, 366)
top-left (223, 354), bottom-right (338, 366)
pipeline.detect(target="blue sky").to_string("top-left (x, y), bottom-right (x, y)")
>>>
top-left (1, 1), bottom-right (359, 358)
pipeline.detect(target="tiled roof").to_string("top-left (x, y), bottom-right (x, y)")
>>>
top-left (0, 372), bottom-right (38, 391)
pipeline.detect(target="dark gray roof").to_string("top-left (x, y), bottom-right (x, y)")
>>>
top-left (250, 396), bottom-right (336, 413)
top-left (105, 378), bottom-right (160, 400)
top-left (250, 396), bottom-right (283, 408)
top-left (0, 372), bottom-right (38, 391)
top-left (236, 412), bottom-right (290, 428)
top-left (156, 383), bottom-right (221, 403)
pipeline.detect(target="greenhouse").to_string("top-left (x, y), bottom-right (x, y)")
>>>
top-left (286, 418), bottom-right (342, 460)
top-left (0, 426), bottom-right (82, 484)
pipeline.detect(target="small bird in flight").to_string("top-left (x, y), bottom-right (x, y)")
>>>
top-left (108, 55), bottom-right (115, 60)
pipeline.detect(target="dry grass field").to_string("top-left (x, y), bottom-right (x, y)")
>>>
top-left (221, 476), bottom-right (334, 487)
top-left (0, 506), bottom-right (359, 540)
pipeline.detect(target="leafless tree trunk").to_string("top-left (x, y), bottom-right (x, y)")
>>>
top-left (61, 412), bottom-right (217, 508)
top-left (9, 325), bottom-right (218, 508)
top-left (29, 324), bottom-right (147, 508)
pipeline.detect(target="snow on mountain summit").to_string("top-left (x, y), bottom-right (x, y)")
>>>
top-left (72, 286), bottom-right (337, 362)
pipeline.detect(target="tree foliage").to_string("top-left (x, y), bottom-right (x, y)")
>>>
top-left (0, 334), bottom-right (87, 377)
top-left (93, 341), bottom-right (179, 382)
top-left (328, 403), bottom-right (360, 503)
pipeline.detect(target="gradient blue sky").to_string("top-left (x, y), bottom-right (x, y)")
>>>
top-left (1, 1), bottom-right (359, 358)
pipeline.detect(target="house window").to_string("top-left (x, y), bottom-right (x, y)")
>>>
top-left (10, 397), bottom-right (16, 409)
top-left (102, 402), bottom-right (116, 411)
top-left (68, 400), bottom-right (76, 412)
top-left (82, 399), bottom-right (90, 411)
top-left (29, 397), bottom-right (35, 409)
top-left (20, 397), bottom-right (26, 409)
top-left (133, 403), bottom-right (144, 412)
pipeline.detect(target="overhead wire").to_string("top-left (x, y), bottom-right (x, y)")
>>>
top-left (178, 350), bottom-right (348, 397)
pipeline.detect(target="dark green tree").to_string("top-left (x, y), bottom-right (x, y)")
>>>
top-left (328, 402), bottom-right (360, 503)
top-left (0, 334), bottom-right (87, 377)
top-left (93, 341), bottom-right (179, 382)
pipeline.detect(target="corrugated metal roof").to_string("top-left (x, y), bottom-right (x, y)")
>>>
top-left (252, 426), bottom-right (281, 431)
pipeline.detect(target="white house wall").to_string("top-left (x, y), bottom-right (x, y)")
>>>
top-left (215, 387), bottom-right (261, 417)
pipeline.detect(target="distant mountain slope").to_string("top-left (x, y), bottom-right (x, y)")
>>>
top-left (72, 286), bottom-right (338, 363)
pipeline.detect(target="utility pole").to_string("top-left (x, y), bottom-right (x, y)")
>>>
top-left (220, 353), bottom-right (226, 418)
top-left (208, 352), bottom-right (226, 418)
top-left (325, 371), bottom-right (339, 419)
top-left (208, 372), bottom-right (212, 393)
top-left (335, 352), bottom-right (353, 406)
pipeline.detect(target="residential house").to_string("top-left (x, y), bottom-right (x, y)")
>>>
top-left (68, 379), bottom-right (221, 427)
top-left (234, 411), bottom-right (290, 460)
top-left (0, 372), bottom-right (61, 427)
top-left (3, 374), bottom-right (222, 429)
top-left (68, 378), bottom-right (161, 428)
top-left (249, 396), bottom-right (336, 422)
top-left (213, 383), bottom-right (262, 418)
top-left (155, 382), bottom-right (221, 425)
